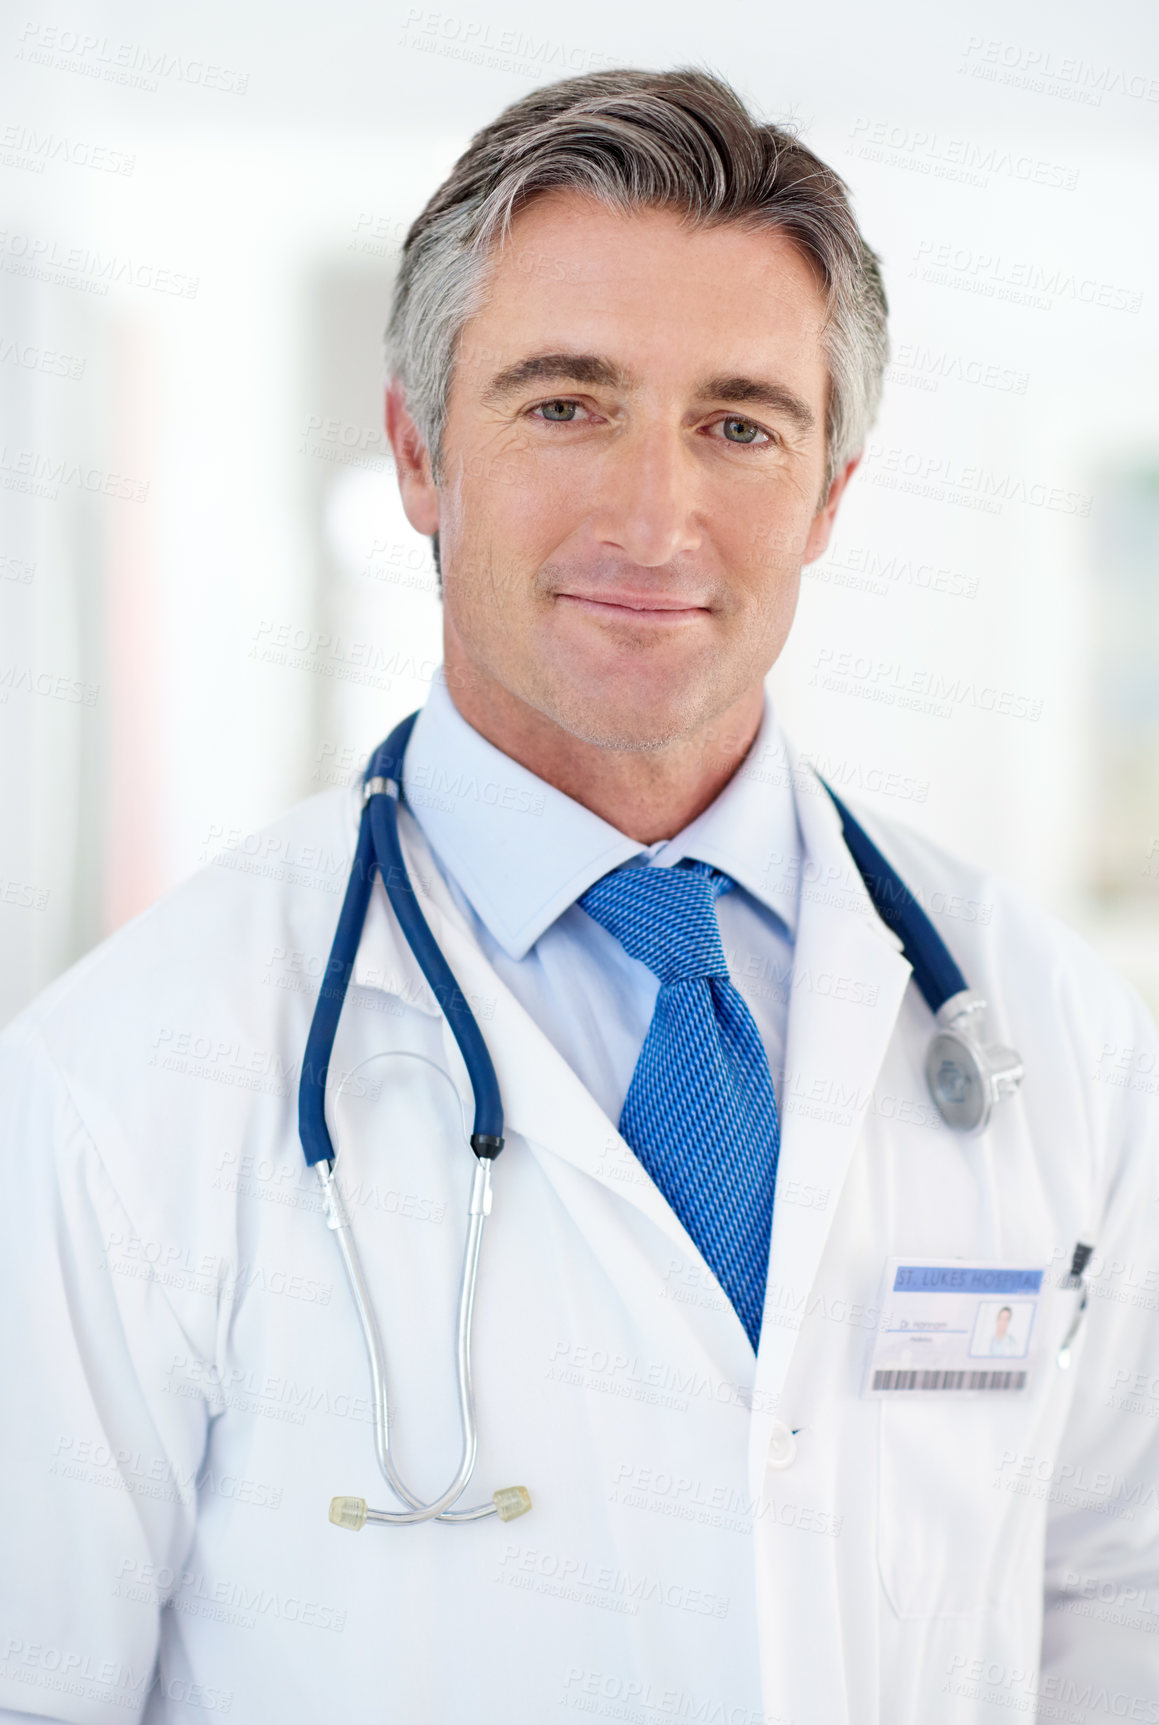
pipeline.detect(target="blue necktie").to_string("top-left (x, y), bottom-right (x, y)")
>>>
top-left (579, 860), bottom-right (781, 1350)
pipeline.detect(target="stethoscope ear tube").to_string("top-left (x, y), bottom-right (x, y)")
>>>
top-left (820, 782), bottom-right (968, 1013)
top-left (298, 814), bottom-right (378, 1167)
top-left (367, 787), bottom-right (505, 1151)
top-left (298, 709), bottom-right (505, 1164)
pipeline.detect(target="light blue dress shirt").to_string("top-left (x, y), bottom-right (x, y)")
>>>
top-left (401, 681), bottom-right (802, 1127)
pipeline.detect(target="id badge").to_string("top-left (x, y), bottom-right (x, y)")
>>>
top-left (864, 1258), bottom-right (1045, 1397)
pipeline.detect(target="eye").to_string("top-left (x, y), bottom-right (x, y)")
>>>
top-left (715, 415), bottom-right (771, 446)
top-left (533, 399), bottom-right (580, 422)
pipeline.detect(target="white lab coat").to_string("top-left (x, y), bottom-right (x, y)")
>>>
top-left (1, 749), bottom-right (1157, 1725)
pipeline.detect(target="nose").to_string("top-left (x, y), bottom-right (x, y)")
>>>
top-left (591, 427), bottom-right (702, 568)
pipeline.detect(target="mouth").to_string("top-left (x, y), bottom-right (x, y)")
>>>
top-left (556, 590), bottom-right (711, 621)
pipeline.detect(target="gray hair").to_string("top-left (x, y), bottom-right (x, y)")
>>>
top-left (386, 67), bottom-right (888, 492)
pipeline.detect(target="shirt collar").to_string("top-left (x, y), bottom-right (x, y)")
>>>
top-left (402, 678), bottom-right (801, 960)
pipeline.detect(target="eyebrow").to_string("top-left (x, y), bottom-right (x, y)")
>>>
top-left (481, 352), bottom-right (630, 401)
top-left (481, 351), bottom-right (816, 434)
top-left (696, 374), bottom-right (816, 434)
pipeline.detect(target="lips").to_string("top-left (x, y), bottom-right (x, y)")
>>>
top-left (557, 590), bottom-right (709, 615)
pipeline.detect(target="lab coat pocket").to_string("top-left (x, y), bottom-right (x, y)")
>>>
top-left (876, 1397), bottom-right (1035, 1619)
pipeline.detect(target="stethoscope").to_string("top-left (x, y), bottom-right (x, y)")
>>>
top-left (299, 711), bottom-right (1024, 1534)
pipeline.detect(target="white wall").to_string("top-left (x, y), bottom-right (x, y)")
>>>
top-left (2, 0), bottom-right (1157, 1022)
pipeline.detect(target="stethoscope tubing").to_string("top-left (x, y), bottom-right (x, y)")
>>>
top-left (368, 780), bottom-right (504, 1149)
top-left (301, 711), bottom-right (509, 1524)
top-left (316, 1156), bottom-right (498, 1523)
top-left (819, 781), bottom-right (968, 1015)
top-left (299, 712), bottom-right (505, 1168)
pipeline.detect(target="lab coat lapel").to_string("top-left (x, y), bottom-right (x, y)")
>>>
top-left (439, 914), bottom-right (710, 1255)
top-left (748, 760), bottom-right (913, 1476)
top-left (354, 809), bottom-right (706, 1263)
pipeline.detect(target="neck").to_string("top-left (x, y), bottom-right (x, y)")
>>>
top-left (443, 655), bottom-right (764, 845)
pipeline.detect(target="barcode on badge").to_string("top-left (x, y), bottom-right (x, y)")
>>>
top-left (872, 1368), bottom-right (1028, 1392)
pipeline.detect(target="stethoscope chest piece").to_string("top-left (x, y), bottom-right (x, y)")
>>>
top-left (925, 990), bottom-right (1024, 1133)
top-left (819, 781), bottom-right (1023, 1137)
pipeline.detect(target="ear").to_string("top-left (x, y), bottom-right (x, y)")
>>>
top-left (385, 381), bottom-right (439, 536)
top-left (802, 454), bottom-right (860, 565)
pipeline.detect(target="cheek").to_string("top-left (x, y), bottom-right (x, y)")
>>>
top-left (452, 453), bottom-right (552, 547)
top-left (440, 494), bottom-right (537, 633)
top-left (500, 461), bottom-right (581, 546)
top-left (464, 490), bottom-right (569, 609)
top-left (729, 506), bottom-right (811, 582)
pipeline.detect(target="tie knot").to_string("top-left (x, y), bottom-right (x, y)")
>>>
top-left (578, 860), bottom-right (733, 986)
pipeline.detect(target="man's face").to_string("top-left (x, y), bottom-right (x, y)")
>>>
top-left (391, 192), bottom-right (853, 750)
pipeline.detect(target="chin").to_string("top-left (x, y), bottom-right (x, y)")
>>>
top-left (533, 671), bottom-right (718, 753)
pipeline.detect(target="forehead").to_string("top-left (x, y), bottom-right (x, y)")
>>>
top-left (461, 192), bottom-right (830, 391)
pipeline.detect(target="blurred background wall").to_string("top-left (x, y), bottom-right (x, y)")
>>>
top-left (1, 0), bottom-right (1157, 1025)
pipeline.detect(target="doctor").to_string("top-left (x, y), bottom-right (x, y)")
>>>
top-left (2, 66), bottom-right (1157, 1725)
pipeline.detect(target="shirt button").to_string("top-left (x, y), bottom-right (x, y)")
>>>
top-left (766, 1420), bottom-right (797, 1470)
